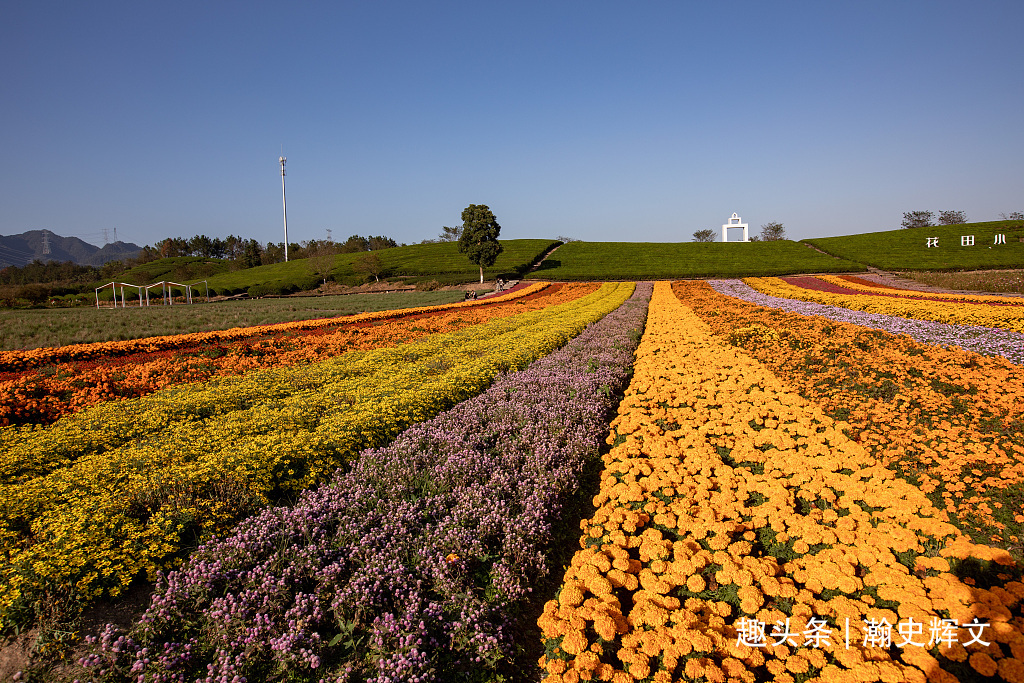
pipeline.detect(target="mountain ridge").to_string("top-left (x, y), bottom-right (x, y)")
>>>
top-left (0, 230), bottom-right (142, 268)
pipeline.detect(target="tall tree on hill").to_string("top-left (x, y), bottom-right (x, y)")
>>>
top-left (937, 210), bottom-right (967, 225)
top-left (352, 252), bottom-right (384, 282)
top-left (457, 204), bottom-right (503, 284)
top-left (438, 225), bottom-right (462, 242)
top-left (901, 211), bottom-right (935, 229)
top-left (759, 222), bottom-right (786, 241)
top-left (367, 235), bottom-right (397, 250)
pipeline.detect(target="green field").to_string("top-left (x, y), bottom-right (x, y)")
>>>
top-left (526, 240), bottom-right (866, 280)
top-left (0, 290), bottom-right (465, 351)
top-left (193, 238), bottom-right (558, 296)
top-left (803, 220), bottom-right (1024, 271)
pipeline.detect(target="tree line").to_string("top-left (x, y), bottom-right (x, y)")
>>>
top-left (0, 233), bottom-right (400, 304)
top-left (144, 233), bottom-right (398, 265)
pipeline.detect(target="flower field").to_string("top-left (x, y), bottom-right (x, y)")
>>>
top-left (678, 281), bottom-right (1024, 553)
top-left (5, 271), bottom-right (1024, 683)
top-left (0, 282), bottom-right (627, 637)
top-left (713, 279), bottom-right (1024, 366)
top-left (78, 283), bottom-right (652, 682)
top-left (539, 282), bottom-right (1024, 683)
top-left (745, 276), bottom-right (1024, 334)
top-left (0, 282), bottom-right (579, 427)
top-left (803, 275), bottom-right (1024, 306)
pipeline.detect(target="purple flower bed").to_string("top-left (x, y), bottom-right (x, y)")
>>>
top-left (710, 279), bottom-right (1024, 366)
top-left (79, 283), bottom-right (653, 683)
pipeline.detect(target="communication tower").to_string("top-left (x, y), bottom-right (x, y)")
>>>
top-left (280, 154), bottom-right (289, 262)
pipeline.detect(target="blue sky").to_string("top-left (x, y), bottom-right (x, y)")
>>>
top-left (2, 1), bottom-right (1022, 248)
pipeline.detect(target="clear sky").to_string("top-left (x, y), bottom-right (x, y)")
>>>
top-left (2, 1), bottom-right (1022, 248)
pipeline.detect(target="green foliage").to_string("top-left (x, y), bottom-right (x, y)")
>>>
top-left (760, 221), bottom-right (786, 241)
top-left (937, 210), bottom-right (967, 225)
top-left (111, 256), bottom-right (232, 286)
top-left (692, 229), bottom-right (715, 243)
top-left (527, 241), bottom-right (865, 280)
top-left (458, 204), bottom-right (503, 282)
top-left (351, 252), bottom-right (384, 282)
top-left (803, 220), bottom-right (1024, 271)
top-left (901, 211), bottom-right (935, 229)
top-left (190, 239), bottom-right (554, 292)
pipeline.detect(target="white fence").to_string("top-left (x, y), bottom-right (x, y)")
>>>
top-left (95, 280), bottom-right (209, 308)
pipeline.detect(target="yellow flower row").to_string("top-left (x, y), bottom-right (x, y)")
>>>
top-left (538, 282), bottom-right (1024, 683)
top-left (817, 274), bottom-right (1024, 305)
top-left (0, 282), bottom-right (549, 371)
top-left (745, 277), bottom-right (1024, 334)
top-left (0, 282), bottom-right (634, 631)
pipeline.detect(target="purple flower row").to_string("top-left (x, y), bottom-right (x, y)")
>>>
top-left (80, 283), bottom-right (653, 683)
top-left (710, 279), bottom-right (1024, 366)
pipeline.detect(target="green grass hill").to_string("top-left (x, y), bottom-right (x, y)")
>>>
top-left (95, 240), bottom-right (558, 298)
top-left (526, 240), bottom-right (866, 281)
top-left (803, 220), bottom-right (1024, 271)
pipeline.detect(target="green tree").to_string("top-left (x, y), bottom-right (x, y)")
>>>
top-left (692, 229), bottom-right (715, 242)
top-left (367, 235), bottom-right (397, 250)
top-left (352, 252), bottom-right (384, 282)
top-left (438, 225), bottom-right (462, 242)
top-left (937, 210), bottom-right (967, 225)
top-left (340, 235), bottom-right (370, 253)
top-left (901, 211), bottom-right (934, 229)
top-left (457, 204), bottom-right (503, 283)
top-left (759, 222), bottom-right (786, 241)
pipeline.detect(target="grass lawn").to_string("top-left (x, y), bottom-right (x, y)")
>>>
top-left (526, 240), bottom-right (865, 280)
top-left (0, 290), bottom-right (465, 351)
top-left (803, 220), bottom-right (1024, 271)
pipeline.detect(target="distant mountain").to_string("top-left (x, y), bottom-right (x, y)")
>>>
top-left (0, 230), bottom-right (142, 268)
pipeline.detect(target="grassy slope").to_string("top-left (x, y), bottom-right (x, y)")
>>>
top-left (196, 239), bottom-right (559, 294)
top-left (0, 291), bottom-right (465, 351)
top-left (111, 257), bottom-right (232, 285)
top-left (526, 240), bottom-right (865, 280)
top-left (803, 220), bottom-right (1024, 271)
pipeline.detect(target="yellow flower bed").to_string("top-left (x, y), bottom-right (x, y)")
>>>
top-left (539, 282), bottom-right (1024, 683)
top-left (0, 282), bottom-right (633, 631)
top-left (745, 277), bottom-right (1024, 334)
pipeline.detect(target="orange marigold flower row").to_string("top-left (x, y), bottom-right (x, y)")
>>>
top-left (538, 281), bottom-right (1024, 683)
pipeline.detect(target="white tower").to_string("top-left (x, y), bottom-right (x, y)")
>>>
top-left (280, 155), bottom-right (289, 262)
top-left (721, 213), bottom-right (750, 242)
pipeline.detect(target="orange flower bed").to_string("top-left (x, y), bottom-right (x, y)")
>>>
top-left (538, 282), bottom-right (1024, 683)
top-left (675, 280), bottom-right (1024, 552)
top-left (0, 283), bottom-right (599, 426)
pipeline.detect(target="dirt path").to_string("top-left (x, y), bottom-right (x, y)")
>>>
top-left (529, 244), bottom-right (561, 272)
